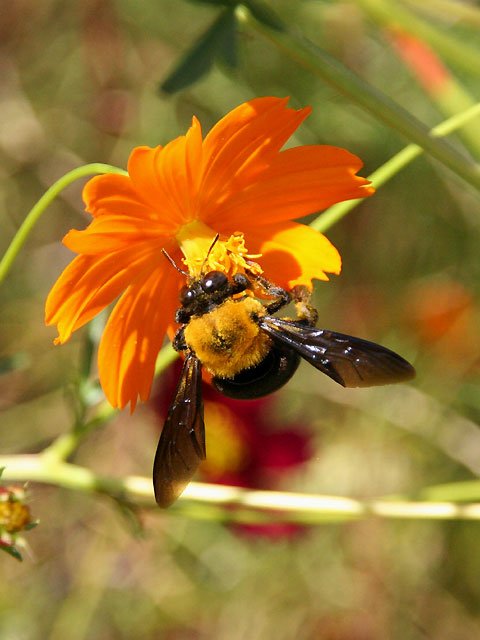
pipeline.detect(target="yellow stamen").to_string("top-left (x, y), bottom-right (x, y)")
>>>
top-left (176, 220), bottom-right (263, 279)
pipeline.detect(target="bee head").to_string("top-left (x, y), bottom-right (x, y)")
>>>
top-left (176, 271), bottom-right (251, 324)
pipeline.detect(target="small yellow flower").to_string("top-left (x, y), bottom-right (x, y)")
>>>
top-left (0, 485), bottom-right (32, 533)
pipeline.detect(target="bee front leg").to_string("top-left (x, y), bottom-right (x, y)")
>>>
top-left (254, 275), bottom-right (292, 314)
top-left (172, 326), bottom-right (188, 352)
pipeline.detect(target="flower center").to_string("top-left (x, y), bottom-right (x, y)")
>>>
top-left (176, 220), bottom-right (263, 279)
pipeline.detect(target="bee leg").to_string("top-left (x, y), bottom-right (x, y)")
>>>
top-left (291, 285), bottom-right (318, 326)
top-left (172, 326), bottom-right (188, 352)
top-left (254, 275), bottom-right (292, 314)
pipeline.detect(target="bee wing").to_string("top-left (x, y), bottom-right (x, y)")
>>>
top-left (153, 353), bottom-right (206, 507)
top-left (259, 316), bottom-right (415, 388)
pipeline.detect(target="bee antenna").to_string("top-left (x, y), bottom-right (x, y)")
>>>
top-left (200, 233), bottom-right (220, 273)
top-left (161, 249), bottom-right (189, 277)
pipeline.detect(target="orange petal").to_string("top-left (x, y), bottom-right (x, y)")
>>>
top-left (127, 117), bottom-right (203, 226)
top-left (98, 266), bottom-right (182, 410)
top-left (209, 145), bottom-right (373, 228)
top-left (236, 222), bottom-right (341, 289)
top-left (45, 245), bottom-right (166, 343)
top-left (199, 97), bottom-right (311, 217)
top-left (63, 216), bottom-right (170, 254)
top-left (83, 173), bottom-right (155, 220)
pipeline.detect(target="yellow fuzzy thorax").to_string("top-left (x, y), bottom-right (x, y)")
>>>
top-left (183, 297), bottom-right (271, 378)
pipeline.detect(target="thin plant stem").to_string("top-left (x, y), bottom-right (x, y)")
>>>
top-left (312, 102), bottom-right (480, 232)
top-left (3, 453), bottom-right (480, 523)
top-left (0, 163), bottom-right (127, 285)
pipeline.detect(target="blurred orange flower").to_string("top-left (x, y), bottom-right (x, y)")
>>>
top-left (405, 278), bottom-right (480, 372)
top-left (45, 97), bottom-right (373, 410)
top-left (390, 31), bottom-right (450, 95)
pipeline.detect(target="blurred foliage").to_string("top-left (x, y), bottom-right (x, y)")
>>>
top-left (160, 8), bottom-right (239, 94)
top-left (1, 0), bottom-right (480, 638)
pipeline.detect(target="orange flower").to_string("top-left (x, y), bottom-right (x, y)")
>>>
top-left (45, 97), bottom-right (373, 410)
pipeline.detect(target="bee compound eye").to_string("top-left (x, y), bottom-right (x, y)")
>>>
top-left (179, 285), bottom-right (196, 306)
top-left (201, 271), bottom-right (228, 293)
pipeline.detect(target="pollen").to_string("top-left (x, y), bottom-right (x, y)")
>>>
top-left (186, 232), bottom-right (263, 280)
top-left (177, 220), bottom-right (263, 281)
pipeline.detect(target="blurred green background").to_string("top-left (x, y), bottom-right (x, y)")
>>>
top-left (1, 1), bottom-right (480, 638)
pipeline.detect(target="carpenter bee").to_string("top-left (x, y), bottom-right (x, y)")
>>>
top-left (153, 267), bottom-right (415, 507)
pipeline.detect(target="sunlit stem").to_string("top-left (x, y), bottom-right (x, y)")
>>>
top-left (236, 4), bottom-right (480, 191)
top-left (0, 163), bottom-right (127, 286)
top-left (312, 102), bottom-right (480, 232)
top-left (3, 454), bottom-right (480, 523)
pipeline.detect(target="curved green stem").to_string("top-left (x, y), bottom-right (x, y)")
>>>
top-left (237, 4), bottom-right (480, 190)
top-left (0, 163), bottom-right (127, 285)
top-left (3, 453), bottom-right (480, 523)
top-left (0, 159), bottom-right (176, 464)
top-left (312, 102), bottom-right (480, 232)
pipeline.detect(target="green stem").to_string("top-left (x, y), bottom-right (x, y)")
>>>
top-left (420, 480), bottom-right (480, 502)
top-left (0, 163), bottom-right (127, 285)
top-left (3, 453), bottom-right (480, 522)
top-left (312, 102), bottom-right (480, 232)
top-left (40, 418), bottom-right (110, 465)
top-left (236, 4), bottom-right (480, 191)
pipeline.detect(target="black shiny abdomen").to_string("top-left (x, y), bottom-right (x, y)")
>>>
top-left (211, 344), bottom-right (300, 399)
